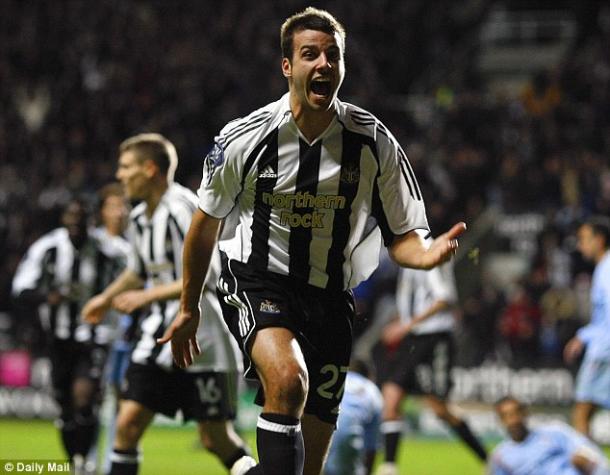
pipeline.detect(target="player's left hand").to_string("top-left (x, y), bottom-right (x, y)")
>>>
top-left (420, 222), bottom-right (467, 269)
top-left (564, 337), bottom-right (584, 364)
top-left (157, 310), bottom-right (201, 368)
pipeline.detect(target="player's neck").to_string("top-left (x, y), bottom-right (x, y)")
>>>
top-left (595, 248), bottom-right (609, 264)
top-left (104, 225), bottom-right (121, 237)
top-left (144, 181), bottom-right (168, 218)
top-left (511, 427), bottom-right (529, 443)
top-left (290, 97), bottom-right (336, 143)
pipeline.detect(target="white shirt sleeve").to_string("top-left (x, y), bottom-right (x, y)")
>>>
top-left (125, 221), bottom-right (143, 277)
top-left (12, 238), bottom-right (48, 295)
top-left (375, 132), bottom-right (429, 243)
top-left (197, 136), bottom-right (245, 219)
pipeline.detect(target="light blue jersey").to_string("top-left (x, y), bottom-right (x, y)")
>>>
top-left (575, 252), bottom-right (610, 407)
top-left (578, 252), bottom-right (610, 362)
top-left (324, 372), bottom-right (383, 475)
top-left (489, 422), bottom-right (609, 475)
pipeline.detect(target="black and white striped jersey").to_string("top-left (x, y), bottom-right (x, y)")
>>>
top-left (126, 183), bottom-right (195, 368)
top-left (396, 261), bottom-right (457, 335)
top-left (127, 183), bottom-right (240, 372)
top-left (198, 93), bottom-right (429, 291)
top-left (12, 227), bottom-right (127, 345)
top-left (91, 227), bottom-right (132, 342)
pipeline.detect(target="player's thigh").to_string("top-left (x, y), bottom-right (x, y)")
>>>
top-left (114, 399), bottom-right (155, 447)
top-left (302, 413), bottom-right (335, 475)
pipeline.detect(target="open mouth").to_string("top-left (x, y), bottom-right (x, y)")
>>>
top-left (310, 79), bottom-right (332, 97)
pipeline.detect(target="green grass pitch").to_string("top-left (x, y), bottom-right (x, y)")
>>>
top-left (1, 419), bottom-right (608, 474)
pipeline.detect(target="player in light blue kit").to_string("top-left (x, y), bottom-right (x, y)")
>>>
top-left (489, 397), bottom-right (609, 475)
top-left (324, 360), bottom-right (383, 475)
top-left (564, 217), bottom-right (610, 436)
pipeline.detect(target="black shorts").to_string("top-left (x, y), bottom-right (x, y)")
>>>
top-left (377, 332), bottom-right (454, 398)
top-left (217, 255), bottom-right (355, 425)
top-left (121, 363), bottom-right (238, 422)
top-left (49, 339), bottom-right (108, 415)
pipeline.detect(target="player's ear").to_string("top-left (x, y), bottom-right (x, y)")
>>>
top-left (282, 57), bottom-right (292, 78)
top-left (143, 158), bottom-right (158, 178)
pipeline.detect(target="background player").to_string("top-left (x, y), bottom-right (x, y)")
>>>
top-left (564, 217), bottom-right (610, 436)
top-left (90, 183), bottom-right (136, 474)
top-left (160, 8), bottom-right (466, 475)
top-left (83, 133), bottom-right (253, 475)
top-left (489, 396), bottom-right (609, 475)
top-left (376, 254), bottom-right (486, 475)
top-left (12, 198), bottom-right (126, 473)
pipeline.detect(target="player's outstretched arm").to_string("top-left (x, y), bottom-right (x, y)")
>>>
top-left (157, 208), bottom-right (221, 368)
top-left (82, 268), bottom-right (143, 323)
top-left (389, 222), bottom-right (466, 270)
top-left (112, 279), bottom-right (182, 314)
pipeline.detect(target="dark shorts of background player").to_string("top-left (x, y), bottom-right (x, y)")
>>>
top-left (375, 332), bottom-right (454, 399)
top-left (49, 339), bottom-right (108, 416)
top-left (217, 254), bottom-right (355, 426)
top-left (121, 362), bottom-right (238, 421)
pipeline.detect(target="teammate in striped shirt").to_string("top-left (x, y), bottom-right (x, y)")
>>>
top-left (91, 183), bottom-right (135, 475)
top-left (489, 397), bottom-right (609, 475)
top-left (12, 197), bottom-right (126, 471)
top-left (83, 134), bottom-right (252, 475)
top-left (564, 217), bottom-right (610, 437)
top-left (160, 8), bottom-right (466, 475)
top-left (376, 256), bottom-right (486, 475)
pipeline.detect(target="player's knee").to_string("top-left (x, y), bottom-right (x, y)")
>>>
top-left (382, 397), bottom-right (402, 420)
top-left (435, 408), bottom-right (452, 423)
top-left (74, 402), bottom-right (95, 424)
top-left (269, 362), bottom-right (309, 410)
top-left (72, 379), bottom-right (97, 409)
top-left (383, 407), bottom-right (401, 420)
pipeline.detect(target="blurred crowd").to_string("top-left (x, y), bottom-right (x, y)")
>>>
top-left (1, 0), bottom-right (610, 368)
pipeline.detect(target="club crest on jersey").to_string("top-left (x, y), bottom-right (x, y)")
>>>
top-left (260, 299), bottom-right (280, 314)
top-left (203, 142), bottom-right (225, 185)
top-left (340, 164), bottom-right (360, 184)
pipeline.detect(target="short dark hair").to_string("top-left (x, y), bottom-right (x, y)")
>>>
top-left (582, 216), bottom-right (610, 248)
top-left (280, 7), bottom-right (346, 60)
top-left (494, 396), bottom-right (524, 412)
top-left (119, 133), bottom-right (178, 182)
top-left (97, 182), bottom-right (124, 206)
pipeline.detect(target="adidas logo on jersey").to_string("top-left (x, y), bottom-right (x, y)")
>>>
top-left (258, 166), bottom-right (277, 179)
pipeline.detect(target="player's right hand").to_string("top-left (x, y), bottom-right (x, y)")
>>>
top-left (82, 294), bottom-right (111, 324)
top-left (382, 320), bottom-right (411, 347)
top-left (157, 309), bottom-right (201, 369)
